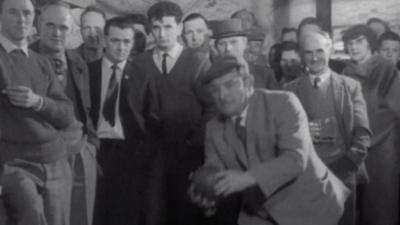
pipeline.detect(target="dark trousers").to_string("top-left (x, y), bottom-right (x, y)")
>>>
top-left (0, 158), bottom-right (72, 225)
top-left (69, 143), bottom-right (97, 225)
top-left (145, 143), bottom-right (241, 225)
top-left (360, 138), bottom-right (399, 225)
top-left (94, 139), bottom-right (155, 225)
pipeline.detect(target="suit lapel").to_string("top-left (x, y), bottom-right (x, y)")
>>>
top-left (89, 60), bottom-right (102, 128)
top-left (244, 94), bottom-right (259, 167)
top-left (223, 119), bottom-right (248, 169)
top-left (66, 52), bottom-right (85, 101)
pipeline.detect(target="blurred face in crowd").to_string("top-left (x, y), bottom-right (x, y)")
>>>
top-left (183, 17), bottom-right (209, 49)
top-left (39, 5), bottom-right (72, 52)
top-left (300, 33), bottom-right (331, 75)
top-left (280, 50), bottom-right (302, 81)
top-left (151, 16), bottom-right (182, 52)
top-left (0, 0), bottom-right (35, 44)
top-left (379, 39), bottom-right (400, 65)
top-left (104, 26), bottom-right (134, 64)
top-left (345, 35), bottom-right (372, 64)
top-left (208, 70), bottom-right (252, 117)
top-left (216, 36), bottom-right (247, 58)
top-left (233, 10), bottom-right (255, 30)
top-left (81, 11), bottom-right (105, 48)
top-left (368, 22), bottom-right (386, 37)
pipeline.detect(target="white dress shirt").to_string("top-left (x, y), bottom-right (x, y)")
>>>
top-left (97, 57), bottom-right (127, 139)
top-left (152, 43), bottom-right (183, 74)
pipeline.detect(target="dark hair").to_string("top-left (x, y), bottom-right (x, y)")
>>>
top-left (80, 5), bottom-right (106, 24)
top-left (379, 31), bottom-right (400, 46)
top-left (121, 13), bottom-right (149, 34)
top-left (121, 14), bottom-right (148, 54)
top-left (281, 27), bottom-right (297, 40)
top-left (280, 41), bottom-right (299, 53)
top-left (147, 1), bottom-right (183, 24)
top-left (367, 17), bottom-right (390, 32)
top-left (342, 24), bottom-right (379, 52)
top-left (104, 16), bottom-right (134, 36)
top-left (183, 13), bottom-right (208, 28)
top-left (0, 0), bottom-right (36, 12)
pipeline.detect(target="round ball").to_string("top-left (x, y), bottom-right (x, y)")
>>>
top-left (191, 167), bottom-right (220, 199)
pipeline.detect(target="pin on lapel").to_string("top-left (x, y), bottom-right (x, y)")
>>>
top-left (124, 74), bottom-right (129, 80)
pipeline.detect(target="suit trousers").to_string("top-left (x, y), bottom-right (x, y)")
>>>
top-left (94, 138), bottom-right (155, 225)
top-left (69, 142), bottom-right (97, 225)
top-left (0, 158), bottom-right (72, 225)
top-left (146, 143), bottom-right (208, 225)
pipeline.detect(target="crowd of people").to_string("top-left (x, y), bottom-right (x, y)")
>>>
top-left (0, 0), bottom-right (399, 225)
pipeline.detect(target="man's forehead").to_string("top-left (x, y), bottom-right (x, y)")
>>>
top-left (2, 0), bottom-right (34, 11)
top-left (381, 39), bottom-right (400, 47)
top-left (107, 26), bottom-right (134, 37)
top-left (41, 6), bottom-right (71, 23)
top-left (281, 50), bottom-right (300, 58)
top-left (184, 18), bottom-right (207, 28)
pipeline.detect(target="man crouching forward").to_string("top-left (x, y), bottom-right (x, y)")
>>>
top-left (189, 55), bottom-right (350, 225)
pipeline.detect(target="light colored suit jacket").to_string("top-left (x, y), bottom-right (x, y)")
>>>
top-left (204, 89), bottom-right (350, 225)
top-left (285, 72), bottom-right (371, 183)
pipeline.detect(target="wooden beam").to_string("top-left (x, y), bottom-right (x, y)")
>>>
top-left (316, 0), bottom-right (332, 34)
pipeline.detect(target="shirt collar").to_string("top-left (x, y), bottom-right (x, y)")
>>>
top-left (102, 56), bottom-right (127, 72)
top-left (309, 68), bottom-right (331, 84)
top-left (0, 34), bottom-right (29, 56)
top-left (232, 105), bottom-right (249, 126)
top-left (154, 43), bottom-right (183, 60)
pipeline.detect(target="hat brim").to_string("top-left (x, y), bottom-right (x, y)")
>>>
top-left (211, 32), bottom-right (247, 39)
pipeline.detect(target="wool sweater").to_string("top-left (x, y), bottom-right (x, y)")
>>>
top-left (132, 48), bottom-right (212, 147)
top-left (0, 46), bottom-right (76, 163)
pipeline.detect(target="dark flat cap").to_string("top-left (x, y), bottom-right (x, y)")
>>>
top-left (202, 56), bottom-right (243, 85)
top-left (246, 28), bottom-right (265, 41)
top-left (209, 19), bottom-right (247, 39)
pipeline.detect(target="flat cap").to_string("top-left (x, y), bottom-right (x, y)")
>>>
top-left (209, 19), bottom-right (247, 39)
top-left (202, 56), bottom-right (244, 85)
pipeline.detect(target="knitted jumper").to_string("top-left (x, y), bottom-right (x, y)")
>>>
top-left (0, 46), bottom-right (76, 163)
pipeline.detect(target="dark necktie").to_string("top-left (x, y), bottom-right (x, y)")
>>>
top-left (313, 77), bottom-right (321, 88)
top-left (52, 58), bottom-right (67, 88)
top-left (235, 116), bottom-right (247, 147)
top-left (162, 53), bottom-right (168, 75)
top-left (102, 64), bottom-right (119, 126)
